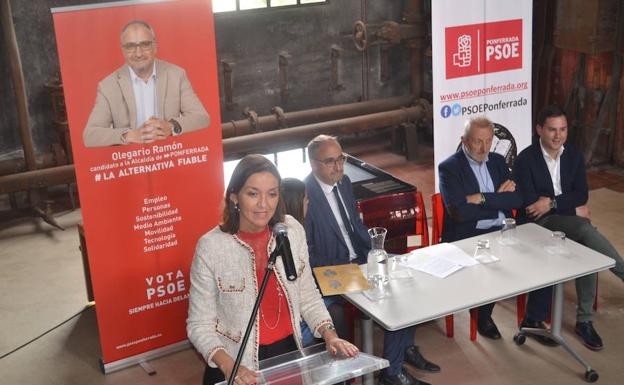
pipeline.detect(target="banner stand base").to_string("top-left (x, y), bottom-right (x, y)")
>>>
top-left (139, 361), bottom-right (157, 375)
top-left (99, 340), bottom-right (191, 374)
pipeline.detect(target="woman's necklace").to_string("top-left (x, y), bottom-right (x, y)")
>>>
top-left (260, 284), bottom-right (283, 330)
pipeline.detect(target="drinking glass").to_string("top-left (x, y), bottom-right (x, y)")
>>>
top-left (550, 231), bottom-right (566, 253)
top-left (474, 239), bottom-right (499, 264)
top-left (500, 218), bottom-right (517, 245)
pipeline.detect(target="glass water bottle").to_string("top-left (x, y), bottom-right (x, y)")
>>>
top-left (367, 227), bottom-right (389, 287)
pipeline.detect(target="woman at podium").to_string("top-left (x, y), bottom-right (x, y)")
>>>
top-left (187, 155), bottom-right (358, 385)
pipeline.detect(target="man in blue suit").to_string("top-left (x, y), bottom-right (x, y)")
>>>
top-left (304, 135), bottom-right (439, 385)
top-left (514, 105), bottom-right (624, 351)
top-left (438, 116), bottom-right (522, 340)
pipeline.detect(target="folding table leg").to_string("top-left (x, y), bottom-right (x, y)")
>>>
top-left (514, 283), bottom-right (599, 382)
top-left (361, 315), bottom-right (374, 385)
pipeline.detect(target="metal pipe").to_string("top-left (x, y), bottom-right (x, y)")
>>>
top-left (0, 165), bottom-right (75, 195)
top-left (0, 103), bottom-right (422, 194)
top-left (410, 45), bottom-right (424, 98)
top-left (223, 105), bottom-right (424, 159)
top-left (221, 95), bottom-right (414, 138)
top-left (1, 0), bottom-right (37, 171)
top-left (360, 0), bottom-right (369, 101)
top-left (0, 153), bottom-right (57, 176)
top-left (403, 0), bottom-right (427, 98)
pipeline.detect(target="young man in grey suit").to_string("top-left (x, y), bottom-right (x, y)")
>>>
top-left (83, 20), bottom-right (209, 147)
top-left (304, 135), bottom-right (440, 385)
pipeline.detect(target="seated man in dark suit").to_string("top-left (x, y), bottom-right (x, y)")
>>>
top-left (304, 135), bottom-right (439, 385)
top-left (514, 104), bottom-right (624, 351)
top-left (438, 116), bottom-right (522, 340)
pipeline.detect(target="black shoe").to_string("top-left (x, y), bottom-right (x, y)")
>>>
top-left (477, 317), bottom-right (501, 340)
top-left (575, 321), bottom-right (603, 351)
top-left (519, 319), bottom-right (558, 347)
top-left (404, 345), bottom-right (441, 373)
top-left (379, 369), bottom-right (431, 385)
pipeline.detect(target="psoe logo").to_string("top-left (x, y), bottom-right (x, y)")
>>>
top-left (452, 35), bottom-right (472, 67)
top-left (445, 19), bottom-right (522, 79)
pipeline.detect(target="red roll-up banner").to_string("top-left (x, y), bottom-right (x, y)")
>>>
top-left (52, 0), bottom-right (222, 371)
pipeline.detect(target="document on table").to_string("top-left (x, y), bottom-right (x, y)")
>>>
top-left (399, 243), bottom-right (477, 278)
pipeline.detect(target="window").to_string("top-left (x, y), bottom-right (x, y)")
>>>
top-left (213, 0), bottom-right (326, 13)
top-left (240, 0), bottom-right (270, 10)
top-left (269, 0), bottom-right (297, 7)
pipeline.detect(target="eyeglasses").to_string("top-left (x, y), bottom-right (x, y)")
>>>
top-left (122, 40), bottom-right (154, 52)
top-left (315, 154), bottom-right (347, 167)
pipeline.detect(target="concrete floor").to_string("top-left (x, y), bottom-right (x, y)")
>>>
top-left (1, 144), bottom-right (623, 385)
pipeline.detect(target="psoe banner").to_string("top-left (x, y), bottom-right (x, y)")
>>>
top-left (432, 0), bottom-right (533, 189)
top-left (52, 0), bottom-right (223, 372)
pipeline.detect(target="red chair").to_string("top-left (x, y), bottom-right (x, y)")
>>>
top-left (430, 193), bottom-right (444, 245)
top-left (431, 193), bottom-right (459, 338)
top-left (357, 191), bottom-right (430, 253)
top-left (594, 278), bottom-right (599, 311)
top-left (349, 191), bottom-right (430, 343)
top-left (431, 194), bottom-right (528, 340)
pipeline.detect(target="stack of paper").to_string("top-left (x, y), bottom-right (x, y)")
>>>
top-left (399, 243), bottom-right (476, 278)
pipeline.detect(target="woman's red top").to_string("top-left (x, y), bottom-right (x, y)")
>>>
top-left (238, 226), bottom-right (294, 345)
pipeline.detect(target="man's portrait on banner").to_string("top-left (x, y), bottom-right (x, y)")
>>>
top-left (83, 20), bottom-right (210, 148)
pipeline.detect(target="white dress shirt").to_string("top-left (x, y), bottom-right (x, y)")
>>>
top-left (462, 146), bottom-right (505, 229)
top-left (129, 63), bottom-right (157, 129)
top-left (314, 175), bottom-right (358, 261)
top-left (539, 140), bottom-right (564, 196)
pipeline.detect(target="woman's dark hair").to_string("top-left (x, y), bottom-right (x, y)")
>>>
top-left (220, 154), bottom-right (285, 234)
top-left (281, 178), bottom-right (306, 224)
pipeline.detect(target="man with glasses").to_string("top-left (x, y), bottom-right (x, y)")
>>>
top-left (83, 20), bottom-right (209, 147)
top-left (304, 135), bottom-right (440, 385)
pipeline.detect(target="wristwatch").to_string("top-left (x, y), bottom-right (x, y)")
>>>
top-left (549, 198), bottom-right (557, 210)
top-left (322, 324), bottom-right (336, 334)
top-left (169, 118), bottom-right (182, 135)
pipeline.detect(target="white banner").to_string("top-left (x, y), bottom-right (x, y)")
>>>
top-left (432, 0), bottom-right (533, 190)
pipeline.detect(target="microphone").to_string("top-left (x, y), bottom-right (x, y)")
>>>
top-left (272, 223), bottom-right (297, 281)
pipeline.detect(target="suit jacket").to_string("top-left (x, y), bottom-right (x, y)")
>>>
top-left (304, 174), bottom-right (411, 361)
top-left (83, 59), bottom-right (210, 147)
top-left (513, 140), bottom-right (588, 222)
top-left (438, 150), bottom-right (521, 242)
top-left (304, 173), bottom-right (370, 267)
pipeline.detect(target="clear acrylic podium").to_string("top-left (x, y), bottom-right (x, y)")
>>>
top-left (217, 343), bottom-right (388, 385)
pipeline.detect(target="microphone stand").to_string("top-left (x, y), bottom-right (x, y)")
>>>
top-left (227, 242), bottom-right (282, 385)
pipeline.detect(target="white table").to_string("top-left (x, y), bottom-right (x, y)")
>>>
top-left (344, 223), bottom-right (615, 384)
